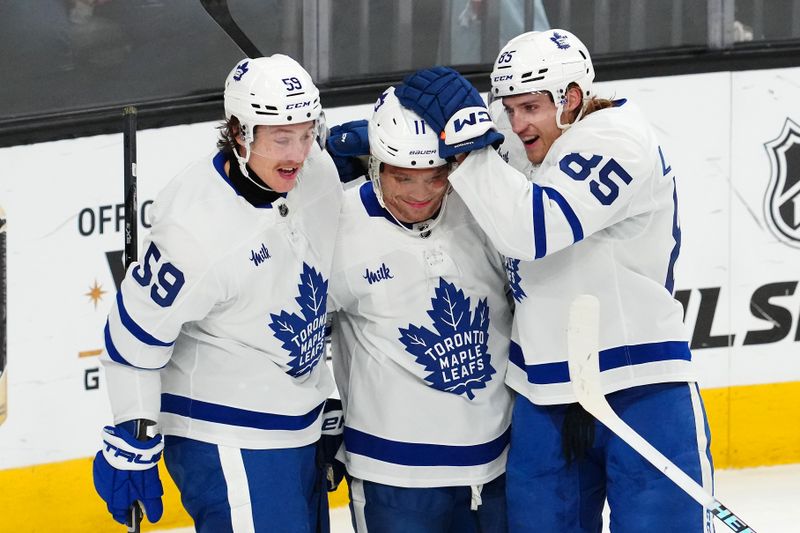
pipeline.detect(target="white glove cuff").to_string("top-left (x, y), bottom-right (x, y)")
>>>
top-left (443, 106), bottom-right (495, 146)
top-left (100, 426), bottom-right (163, 471)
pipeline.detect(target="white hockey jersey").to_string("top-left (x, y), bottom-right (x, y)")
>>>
top-left (102, 146), bottom-right (343, 449)
top-left (449, 100), bottom-right (695, 406)
top-left (329, 181), bottom-right (513, 488)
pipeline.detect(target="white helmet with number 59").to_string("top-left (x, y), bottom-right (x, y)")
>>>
top-left (491, 29), bottom-right (594, 128)
top-left (224, 54), bottom-right (321, 146)
top-left (223, 54), bottom-right (322, 182)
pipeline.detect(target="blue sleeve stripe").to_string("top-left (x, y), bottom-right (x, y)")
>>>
top-left (161, 393), bottom-right (324, 431)
top-left (542, 186), bottom-right (584, 243)
top-left (117, 291), bottom-right (174, 347)
top-left (508, 341), bottom-right (526, 370)
top-left (516, 340), bottom-right (691, 385)
top-left (665, 179), bottom-right (681, 294)
top-left (104, 320), bottom-right (135, 367)
top-left (105, 320), bottom-right (169, 370)
top-left (343, 426), bottom-right (510, 467)
top-left (532, 184), bottom-right (547, 259)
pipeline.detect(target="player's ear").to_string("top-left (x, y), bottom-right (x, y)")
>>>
top-left (565, 85), bottom-right (583, 114)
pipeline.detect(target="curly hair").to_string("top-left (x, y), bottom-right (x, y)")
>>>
top-left (216, 115), bottom-right (242, 155)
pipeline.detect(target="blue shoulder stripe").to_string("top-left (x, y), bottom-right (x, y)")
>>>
top-left (116, 291), bottom-right (174, 347)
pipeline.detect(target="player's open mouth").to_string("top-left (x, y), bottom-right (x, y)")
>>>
top-left (277, 167), bottom-right (299, 180)
top-left (523, 136), bottom-right (539, 147)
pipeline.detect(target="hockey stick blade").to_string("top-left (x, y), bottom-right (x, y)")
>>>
top-left (566, 295), bottom-right (758, 533)
top-left (198, 0), bottom-right (262, 58)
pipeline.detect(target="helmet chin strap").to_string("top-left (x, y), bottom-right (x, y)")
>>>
top-left (233, 144), bottom-right (277, 193)
top-left (555, 97), bottom-right (587, 130)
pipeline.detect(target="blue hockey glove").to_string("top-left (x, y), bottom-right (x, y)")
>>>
top-left (93, 424), bottom-right (164, 525)
top-left (317, 398), bottom-right (346, 491)
top-left (326, 120), bottom-right (369, 183)
top-left (394, 67), bottom-right (504, 159)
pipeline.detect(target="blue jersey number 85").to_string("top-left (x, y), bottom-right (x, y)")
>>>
top-left (131, 242), bottom-right (186, 307)
top-left (559, 153), bottom-right (634, 206)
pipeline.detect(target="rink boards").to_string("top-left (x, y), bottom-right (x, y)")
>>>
top-left (1, 68), bottom-right (799, 531)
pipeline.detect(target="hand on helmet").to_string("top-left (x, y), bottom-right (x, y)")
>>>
top-left (394, 67), bottom-right (504, 159)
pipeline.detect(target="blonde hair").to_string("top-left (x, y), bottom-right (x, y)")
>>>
top-left (563, 82), bottom-right (615, 124)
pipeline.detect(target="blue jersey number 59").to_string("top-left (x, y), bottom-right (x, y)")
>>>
top-left (131, 242), bottom-right (186, 307)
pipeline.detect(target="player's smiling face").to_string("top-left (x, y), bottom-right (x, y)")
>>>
top-left (503, 92), bottom-right (564, 165)
top-left (244, 121), bottom-right (315, 192)
top-left (380, 164), bottom-right (450, 224)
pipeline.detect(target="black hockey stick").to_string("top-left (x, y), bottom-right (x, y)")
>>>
top-left (567, 295), bottom-right (758, 533)
top-left (198, 0), bottom-right (263, 57)
top-left (122, 106), bottom-right (151, 533)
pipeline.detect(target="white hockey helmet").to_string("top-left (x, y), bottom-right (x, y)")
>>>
top-left (491, 30), bottom-right (594, 127)
top-left (223, 54), bottom-right (322, 184)
top-left (224, 54), bottom-right (321, 145)
top-left (367, 87), bottom-right (450, 235)
top-left (368, 86), bottom-right (446, 170)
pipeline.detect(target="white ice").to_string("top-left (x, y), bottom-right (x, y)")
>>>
top-left (156, 463), bottom-right (800, 532)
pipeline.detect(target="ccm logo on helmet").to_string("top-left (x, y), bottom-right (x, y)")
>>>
top-left (286, 101), bottom-right (311, 109)
top-left (493, 75), bottom-right (513, 82)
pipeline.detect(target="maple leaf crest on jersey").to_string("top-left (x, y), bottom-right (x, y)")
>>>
top-left (504, 257), bottom-right (527, 303)
top-left (399, 278), bottom-right (496, 400)
top-left (268, 263), bottom-right (328, 377)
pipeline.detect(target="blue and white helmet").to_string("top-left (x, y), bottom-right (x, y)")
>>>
top-left (491, 29), bottom-right (594, 128)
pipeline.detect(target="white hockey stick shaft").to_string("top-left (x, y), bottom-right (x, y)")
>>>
top-left (566, 295), bottom-right (757, 533)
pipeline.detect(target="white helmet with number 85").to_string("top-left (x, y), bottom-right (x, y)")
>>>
top-left (490, 29), bottom-right (594, 103)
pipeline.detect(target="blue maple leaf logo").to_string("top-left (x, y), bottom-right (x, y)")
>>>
top-left (233, 60), bottom-right (249, 81)
top-left (268, 263), bottom-right (328, 377)
top-left (550, 31), bottom-right (570, 50)
top-left (399, 279), bottom-right (496, 400)
top-left (504, 258), bottom-right (527, 303)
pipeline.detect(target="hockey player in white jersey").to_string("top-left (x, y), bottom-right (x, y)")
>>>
top-left (92, 55), bottom-right (343, 533)
top-left (328, 87), bottom-right (513, 532)
top-left (395, 30), bottom-right (715, 533)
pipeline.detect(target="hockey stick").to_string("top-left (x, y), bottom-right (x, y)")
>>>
top-left (566, 295), bottom-right (757, 533)
top-left (122, 105), bottom-right (149, 533)
top-left (198, 0), bottom-right (263, 57)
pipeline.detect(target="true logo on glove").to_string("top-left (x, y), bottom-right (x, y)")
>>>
top-left (102, 439), bottom-right (162, 465)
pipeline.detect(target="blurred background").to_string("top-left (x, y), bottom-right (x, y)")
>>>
top-left (2, 0), bottom-right (799, 146)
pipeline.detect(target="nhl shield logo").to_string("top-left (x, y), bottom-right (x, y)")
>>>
top-left (764, 118), bottom-right (800, 248)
